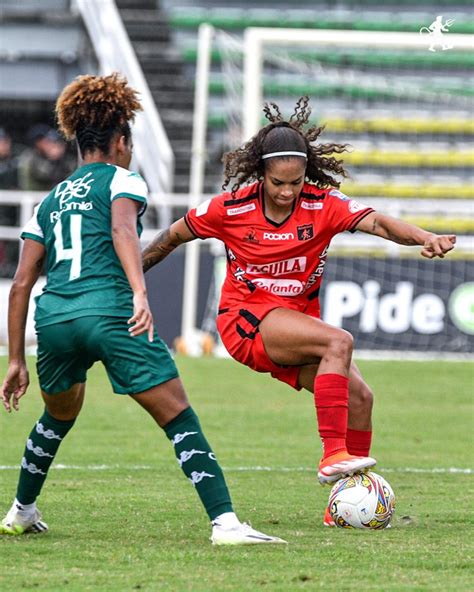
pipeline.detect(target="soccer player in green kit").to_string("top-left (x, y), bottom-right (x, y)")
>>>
top-left (0, 73), bottom-right (285, 545)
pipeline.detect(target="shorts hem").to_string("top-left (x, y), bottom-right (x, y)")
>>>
top-left (116, 371), bottom-right (180, 395)
top-left (39, 379), bottom-right (87, 395)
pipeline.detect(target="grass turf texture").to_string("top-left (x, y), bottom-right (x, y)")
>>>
top-left (0, 356), bottom-right (472, 591)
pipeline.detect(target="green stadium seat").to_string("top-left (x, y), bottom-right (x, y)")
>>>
top-left (169, 9), bottom-right (474, 35)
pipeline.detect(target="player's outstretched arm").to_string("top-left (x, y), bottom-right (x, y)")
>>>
top-left (142, 217), bottom-right (196, 273)
top-left (1, 239), bottom-right (45, 412)
top-left (355, 212), bottom-right (456, 259)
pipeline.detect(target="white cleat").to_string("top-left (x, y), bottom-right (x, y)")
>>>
top-left (0, 506), bottom-right (48, 535)
top-left (211, 521), bottom-right (287, 545)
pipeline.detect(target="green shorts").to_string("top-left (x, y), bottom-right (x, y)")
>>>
top-left (36, 316), bottom-right (179, 395)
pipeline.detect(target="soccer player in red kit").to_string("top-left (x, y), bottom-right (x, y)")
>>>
top-left (143, 97), bottom-right (456, 526)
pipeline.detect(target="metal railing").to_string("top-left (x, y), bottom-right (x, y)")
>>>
top-left (73, 0), bottom-right (175, 227)
top-left (1, 190), bottom-right (472, 254)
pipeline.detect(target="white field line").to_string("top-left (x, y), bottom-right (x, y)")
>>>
top-left (0, 464), bottom-right (471, 474)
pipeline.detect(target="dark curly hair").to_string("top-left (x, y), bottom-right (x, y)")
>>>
top-left (222, 96), bottom-right (350, 196)
top-left (55, 73), bottom-right (142, 157)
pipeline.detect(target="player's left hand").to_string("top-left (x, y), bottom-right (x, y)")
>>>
top-left (128, 292), bottom-right (154, 342)
top-left (421, 234), bottom-right (456, 259)
top-left (1, 361), bottom-right (30, 412)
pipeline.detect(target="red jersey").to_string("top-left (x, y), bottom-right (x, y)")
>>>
top-left (185, 182), bottom-right (373, 311)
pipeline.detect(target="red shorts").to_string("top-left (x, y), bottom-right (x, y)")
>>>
top-left (216, 294), bottom-right (320, 390)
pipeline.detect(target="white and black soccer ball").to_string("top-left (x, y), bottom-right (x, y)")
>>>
top-left (328, 471), bottom-right (395, 529)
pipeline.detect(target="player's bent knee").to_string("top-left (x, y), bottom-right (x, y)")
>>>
top-left (327, 329), bottom-right (353, 360)
top-left (131, 378), bottom-right (190, 427)
top-left (42, 384), bottom-right (85, 421)
top-left (350, 380), bottom-right (374, 413)
top-left (358, 383), bottom-right (374, 411)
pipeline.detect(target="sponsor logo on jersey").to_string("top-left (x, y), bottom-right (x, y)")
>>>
top-left (196, 198), bottom-right (211, 216)
top-left (348, 199), bottom-right (369, 213)
top-left (51, 172), bottom-right (94, 223)
top-left (263, 231), bottom-right (294, 241)
top-left (297, 224), bottom-right (314, 241)
top-left (50, 201), bottom-right (93, 223)
top-left (246, 256), bottom-right (306, 277)
top-left (305, 245), bottom-right (329, 291)
top-left (253, 278), bottom-right (304, 296)
top-left (227, 203), bottom-right (256, 216)
top-left (301, 201), bottom-right (323, 210)
top-left (329, 189), bottom-right (349, 201)
top-left (55, 172), bottom-right (94, 205)
top-left (244, 228), bottom-right (259, 243)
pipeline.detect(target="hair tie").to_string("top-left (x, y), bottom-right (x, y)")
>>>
top-left (261, 151), bottom-right (307, 160)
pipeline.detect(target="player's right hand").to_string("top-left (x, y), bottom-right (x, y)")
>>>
top-left (421, 234), bottom-right (456, 259)
top-left (128, 292), bottom-right (154, 342)
top-left (1, 361), bottom-right (29, 412)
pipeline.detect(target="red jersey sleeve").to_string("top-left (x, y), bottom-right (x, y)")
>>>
top-left (324, 189), bottom-right (374, 234)
top-left (185, 194), bottom-right (225, 240)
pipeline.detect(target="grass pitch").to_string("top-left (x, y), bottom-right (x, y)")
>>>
top-left (0, 356), bottom-right (472, 591)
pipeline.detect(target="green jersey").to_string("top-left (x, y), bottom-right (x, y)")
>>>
top-left (21, 162), bottom-right (148, 327)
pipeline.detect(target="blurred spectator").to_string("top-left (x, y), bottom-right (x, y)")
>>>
top-left (18, 124), bottom-right (76, 191)
top-left (0, 126), bottom-right (20, 236)
top-left (0, 127), bottom-right (20, 277)
top-left (0, 127), bottom-right (19, 190)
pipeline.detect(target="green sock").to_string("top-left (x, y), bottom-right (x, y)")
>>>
top-left (164, 407), bottom-right (233, 521)
top-left (16, 409), bottom-right (75, 505)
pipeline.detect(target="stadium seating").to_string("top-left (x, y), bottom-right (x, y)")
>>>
top-left (161, 0), bottom-right (473, 206)
top-left (116, 0), bottom-right (195, 193)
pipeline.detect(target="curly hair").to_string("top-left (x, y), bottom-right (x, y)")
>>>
top-left (55, 73), bottom-right (142, 156)
top-left (222, 96), bottom-right (350, 196)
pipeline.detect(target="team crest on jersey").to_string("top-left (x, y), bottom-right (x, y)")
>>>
top-left (243, 228), bottom-right (259, 243)
top-left (297, 224), bottom-right (314, 241)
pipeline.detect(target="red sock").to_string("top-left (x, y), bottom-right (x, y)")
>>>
top-left (346, 428), bottom-right (372, 457)
top-left (314, 373), bottom-right (349, 460)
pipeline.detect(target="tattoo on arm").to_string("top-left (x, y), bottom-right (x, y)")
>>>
top-left (142, 229), bottom-right (185, 272)
top-left (370, 215), bottom-right (422, 246)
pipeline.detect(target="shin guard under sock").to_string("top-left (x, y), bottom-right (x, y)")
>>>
top-left (164, 407), bottom-right (233, 521)
top-left (314, 373), bottom-right (349, 459)
top-left (16, 409), bottom-right (75, 505)
top-left (346, 428), bottom-right (372, 457)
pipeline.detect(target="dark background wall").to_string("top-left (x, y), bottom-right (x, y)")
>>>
top-left (145, 250), bottom-right (215, 347)
top-left (146, 254), bottom-right (474, 353)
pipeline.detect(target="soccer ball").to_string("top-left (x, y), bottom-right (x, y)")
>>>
top-left (328, 471), bottom-right (395, 529)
